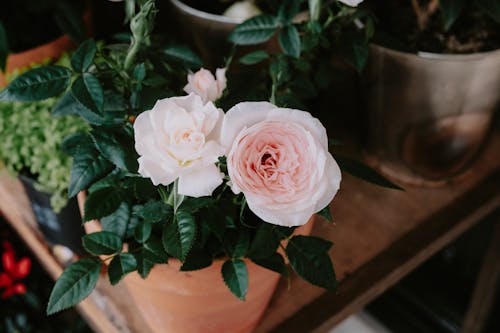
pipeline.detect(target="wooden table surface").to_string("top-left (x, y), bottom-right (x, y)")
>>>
top-left (1, 133), bottom-right (499, 333)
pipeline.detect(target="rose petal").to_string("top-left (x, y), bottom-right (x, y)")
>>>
top-left (178, 164), bottom-right (224, 197)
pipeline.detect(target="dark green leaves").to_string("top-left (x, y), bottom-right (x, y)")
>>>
top-left (162, 210), bottom-right (197, 261)
top-left (135, 222), bottom-right (152, 243)
top-left (248, 223), bottom-right (280, 259)
top-left (163, 45), bottom-right (203, 69)
top-left (90, 130), bottom-right (138, 171)
top-left (339, 34), bottom-right (369, 73)
top-left (53, 1), bottom-right (86, 42)
top-left (286, 236), bottom-right (336, 290)
top-left (0, 21), bottom-right (7, 72)
top-left (68, 147), bottom-right (113, 198)
top-left (47, 258), bottom-right (102, 315)
top-left (135, 238), bottom-right (168, 278)
top-left (279, 26), bottom-right (301, 58)
top-left (0, 66), bottom-right (71, 101)
top-left (439, 0), bottom-right (467, 30)
top-left (135, 201), bottom-right (173, 223)
top-left (83, 188), bottom-right (125, 221)
top-left (222, 259), bottom-right (248, 300)
top-left (82, 231), bottom-right (123, 256)
top-left (251, 253), bottom-right (288, 276)
top-left (71, 39), bottom-right (97, 73)
top-left (278, 0), bottom-right (301, 23)
top-left (108, 253), bottom-right (137, 285)
top-left (71, 73), bottom-right (104, 112)
top-left (336, 155), bottom-right (404, 190)
top-left (239, 50), bottom-right (270, 65)
top-left (229, 15), bottom-right (279, 45)
top-left (317, 206), bottom-right (333, 223)
top-left (476, 0), bottom-right (500, 24)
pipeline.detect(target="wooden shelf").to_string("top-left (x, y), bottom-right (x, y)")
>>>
top-left (1, 133), bottom-right (499, 333)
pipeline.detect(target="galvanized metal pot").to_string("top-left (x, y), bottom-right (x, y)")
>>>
top-left (363, 44), bottom-right (500, 185)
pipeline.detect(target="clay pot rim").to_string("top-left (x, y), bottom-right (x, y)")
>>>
top-left (371, 43), bottom-right (500, 62)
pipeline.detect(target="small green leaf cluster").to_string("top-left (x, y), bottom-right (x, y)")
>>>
top-left (0, 56), bottom-right (88, 212)
top-left (440, 0), bottom-right (500, 31)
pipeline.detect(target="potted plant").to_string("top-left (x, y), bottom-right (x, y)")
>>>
top-left (0, 1), bottom-right (399, 332)
top-left (0, 0), bottom-right (88, 86)
top-left (362, 0), bottom-right (500, 185)
top-left (0, 57), bottom-right (89, 255)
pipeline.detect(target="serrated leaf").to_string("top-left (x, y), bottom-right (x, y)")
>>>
top-left (163, 45), bottom-right (202, 68)
top-left (90, 129), bottom-right (138, 171)
top-left (279, 25), bottom-right (301, 58)
top-left (251, 253), bottom-right (288, 276)
top-left (101, 202), bottom-right (132, 239)
top-left (0, 21), bottom-right (7, 72)
top-left (82, 231), bottom-right (123, 256)
top-left (135, 238), bottom-right (167, 278)
top-left (239, 50), bottom-right (270, 65)
top-left (61, 132), bottom-right (94, 156)
top-left (71, 73), bottom-right (104, 112)
top-left (317, 206), bottom-right (333, 222)
top-left (439, 0), bottom-right (466, 30)
top-left (336, 155), bottom-right (404, 190)
top-left (108, 253), bottom-right (137, 285)
top-left (53, 92), bottom-right (107, 125)
top-left (0, 66), bottom-right (71, 102)
top-left (278, 0), bottom-right (301, 23)
top-left (123, 177), bottom-right (157, 200)
top-left (180, 197), bottom-right (215, 214)
top-left (180, 248), bottom-right (213, 271)
top-left (84, 187), bottom-right (125, 221)
top-left (286, 236), bottom-right (336, 290)
top-left (135, 201), bottom-right (173, 223)
top-left (229, 15), bottom-right (279, 45)
top-left (71, 39), bottom-right (96, 72)
top-left (162, 210), bottom-right (197, 261)
top-left (232, 229), bottom-right (250, 258)
top-left (135, 222), bottom-right (152, 243)
top-left (68, 147), bottom-right (114, 198)
top-left (248, 223), bottom-right (280, 259)
top-left (222, 259), bottom-right (248, 300)
top-left (47, 258), bottom-right (101, 315)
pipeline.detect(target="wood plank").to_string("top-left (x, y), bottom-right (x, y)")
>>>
top-left (461, 213), bottom-right (500, 333)
top-left (254, 133), bottom-right (500, 333)
top-left (0, 171), bottom-right (151, 333)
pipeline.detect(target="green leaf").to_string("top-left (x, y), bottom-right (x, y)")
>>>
top-left (123, 177), bottom-right (157, 200)
top-left (0, 21), bottom-right (8, 72)
top-left (53, 1), bottom-right (86, 42)
top-left (47, 258), bottom-right (101, 315)
top-left (84, 188), bottom-right (125, 221)
top-left (0, 66), bottom-right (71, 102)
top-left (135, 201), bottom-right (173, 223)
top-left (308, 0), bottom-right (321, 21)
top-left (82, 231), bottom-right (123, 256)
top-left (162, 210), bottom-right (197, 261)
top-left (317, 205), bottom-right (333, 222)
top-left (71, 39), bottom-right (96, 72)
top-left (108, 253), bottom-right (137, 285)
top-left (339, 33), bottom-right (369, 73)
top-left (279, 25), bottom-right (301, 58)
top-left (439, 0), bottom-right (466, 30)
top-left (222, 259), bottom-right (248, 300)
top-left (248, 223), bottom-right (280, 259)
top-left (101, 202), bottom-right (132, 239)
top-left (278, 0), bottom-right (301, 23)
top-left (135, 222), bottom-right (152, 243)
top-left (71, 73), bottom-right (104, 112)
top-left (239, 50), bottom-right (270, 65)
top-left (180, 197), bottom-right (215, 214)
top-left (90, 129), bottom-right (138, 171)
top-left (163, 45), bottom-right (203, 69)
top-left (336, 155), bottom-right (404, 190)
top-left (180, 248), bottom-right (213, 271)
top-left (232, 229), bottom-right (250, 258)
top-left (229, 15), bottom-right (279, 45)
top-left (53, 92), bottom-right (107, 125)
top-left (61, 132), bottom-right (94, 156)
top-left (476, 0), bottom-right (500, 24)
top-left (286, 236), bottom-right (336, 290)
top-left (251, 253), bottom-right (288, 276)
top-left (135, 238), bottom-right (168, 278)
top-left (68, 147), bottom-right (114, 198)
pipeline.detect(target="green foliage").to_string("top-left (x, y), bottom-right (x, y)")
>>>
top-left (439, 0), bottom-right (467, 30)
top-left (108, 253), bottom-right (137, 285)
top-left (229, 15), bottom-right (280, 45)
top-left (222, 259), bottom-right (248, 300)
top-left (47, 258), bottom-right (102, 315)
top-left (82, 231), bottom-right (123, 256)
top-left (476, 0), bottom-right (500, 24)
top-left (317, 205), bottom-right (333, 222)
top-left (239, 50), bottom-right (270, 65)
top-left (71, 39), bottom-right (97, 73)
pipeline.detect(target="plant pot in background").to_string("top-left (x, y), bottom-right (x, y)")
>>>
top-left (362, 44), bottom-right (500, 186)
top-left (78, 193), bottom-right (314, 333)
top-left (19, 176), bottom-right (85, 256)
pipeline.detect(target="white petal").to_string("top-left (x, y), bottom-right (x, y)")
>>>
top-left (338, 0), bottom-right (364, 7)
top-left (138, 156), bottom-right (178, 186)
top-left (246, 198), bottom-right (315, 227)
top-left (313, 153), bottom-right (342, 212)
top-left (178, 164), bottom-right (223, 197)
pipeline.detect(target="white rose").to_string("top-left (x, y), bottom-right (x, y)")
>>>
top-left (134, 94), bottom-right (225, 197)
top-left (338, 0), bottom-right (364, 7)
top-left (220, 102), bottom-right (341, 227)
top-left (183, 68), bottom-right (227, 104)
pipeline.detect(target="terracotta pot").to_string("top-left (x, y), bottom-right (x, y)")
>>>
top-left (77, 192), bottom-right (314, 333)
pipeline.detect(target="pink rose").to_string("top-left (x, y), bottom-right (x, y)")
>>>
top-left (184, 68), bottom-right (227, 104)
top-left (134, 94), bottom-right (225, 197)
top-left (220, 102), bottom-right (341, 227)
